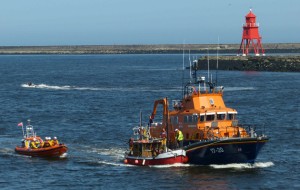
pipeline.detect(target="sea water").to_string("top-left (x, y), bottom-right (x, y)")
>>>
top-left (0, 54), bottom-right (299, 189)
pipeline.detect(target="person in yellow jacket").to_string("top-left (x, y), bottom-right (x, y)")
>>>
top-left (30, 139), bottom-right (38, 149)
top-left (160, 128), bottom-right (167, 152)
top-left (175, 129), bottom-right (184, 148)
top-left (24, 140), bottom-right (30, 148)
top-left (52, 137), bottom-right (59, 146)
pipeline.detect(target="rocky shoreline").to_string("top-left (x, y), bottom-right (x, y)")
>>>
top-left (193, 55), bottom-right (300, 72)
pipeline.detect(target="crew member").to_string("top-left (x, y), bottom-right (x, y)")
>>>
top-left (52, 137), bottom-right (59, 145)
top-left (30, 139), bottom-right (38, 149)
top-left (148, 115), bottom-right (153, 127)
top-left (138, 127), bottom-right (145, 140)
top-left (128, 138), bottom-right (134, 155)
top-left (175, 129), bottom-right (184, 148)
top-left (24, 140), bottom-right (30, 148)
top-left (35, 139), bottom-right (41, 148)
top-left (48, 137), bottom-right (54, 146)
top-left (21, 139), bottom-right (25, 147)
top-left (43, 137), bottom-right (51, 147)
top-left (160, 128), bottom-right (167, 152)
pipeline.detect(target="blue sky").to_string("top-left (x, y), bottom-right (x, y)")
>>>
top-left (0, 0), bottom-right (299, 46)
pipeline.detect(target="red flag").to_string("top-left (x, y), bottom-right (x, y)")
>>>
top-left (17, 122), bottom-right (23, 127)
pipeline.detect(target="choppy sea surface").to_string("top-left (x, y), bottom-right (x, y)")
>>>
top-left (0, 54), bottom-right (299, 189)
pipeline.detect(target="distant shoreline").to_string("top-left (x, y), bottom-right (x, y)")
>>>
top-left (1, 43), bottom-right (299, 72)
top-left (0, 43), bottom-right (300, 54)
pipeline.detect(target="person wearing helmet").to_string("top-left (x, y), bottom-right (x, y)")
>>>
top-left (175, 129), bottom-right (184, 148)
top-left (43, 137), bottom-right (51, 147)
top-left (52, 137), bottom-right (59, 146)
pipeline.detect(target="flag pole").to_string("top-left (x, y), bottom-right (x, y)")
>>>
top-left (21, 123), bottom-right (25, 138)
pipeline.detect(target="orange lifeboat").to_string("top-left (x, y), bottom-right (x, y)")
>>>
top-left (145, 59), bottom-right (269, 165)
top-left (15, 120), bottom-right (68, 158)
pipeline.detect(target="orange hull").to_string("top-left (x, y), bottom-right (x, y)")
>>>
top-left (15, 144), bottom-right (68, 158)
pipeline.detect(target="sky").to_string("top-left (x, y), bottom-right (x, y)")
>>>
top-left (0, 0), bottom-right (299, 46)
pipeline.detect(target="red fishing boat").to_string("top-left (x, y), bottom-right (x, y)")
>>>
top-left (15, 120), bottom-right (68, 158)
top-left (124, 113), bottom-right (188, 166)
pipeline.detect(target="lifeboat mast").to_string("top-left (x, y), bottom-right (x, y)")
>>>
top-left (184, 58), bottom-right (218, 98)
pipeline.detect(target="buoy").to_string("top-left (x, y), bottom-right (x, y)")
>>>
top-left (135, 160), bottom-right (139, 164)
top-left (124, 159), bottom-right (128, 164)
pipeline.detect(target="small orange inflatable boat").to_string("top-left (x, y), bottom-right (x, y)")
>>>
top-left (15, 120), bottom-right (68, 158)
top-left (15, 144), bottom-right (68, 158)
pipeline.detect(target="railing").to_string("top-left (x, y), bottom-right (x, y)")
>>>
top-left (243, 23), bottom-right (259, 27)
top-left (238, 124), bottom-right (267, 137)
top-left (183, 86), bottom-right (224, 98)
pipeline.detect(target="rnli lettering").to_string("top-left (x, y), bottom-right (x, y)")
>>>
top-left (209, 147), bottom-right (224, 154)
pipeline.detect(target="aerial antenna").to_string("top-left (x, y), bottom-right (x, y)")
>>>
top-left (182, 40), bottom-right (186, 70)
top-left (216, 36), bottom-right (219, 86)
top-left (181, 42), bottom-right (185, 98)
top-left (139, 110), bottom-right (142, 127)
top-left (207, 48), bottom-right (210, 83)
top-left (189, 49), bottom-right (192, 81)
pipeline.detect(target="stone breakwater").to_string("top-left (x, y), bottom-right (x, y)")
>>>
top-left (0, 44), bottom-right (299, 72)
top-left (0, 43), bottom-right (300, 54)
top-left (194, 56), bottom-right (300, 72)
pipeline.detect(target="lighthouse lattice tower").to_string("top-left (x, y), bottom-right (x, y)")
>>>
top-left (238, 9), bottom-right (265, 56)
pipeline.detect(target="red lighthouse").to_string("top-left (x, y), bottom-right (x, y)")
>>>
top-left (238, 9), bottom-right (265, 56)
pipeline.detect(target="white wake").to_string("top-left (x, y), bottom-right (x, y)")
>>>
top-left (210, 162), bottom-right (274, 169)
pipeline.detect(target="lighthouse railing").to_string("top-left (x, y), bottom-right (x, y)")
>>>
top-left (243, 23), bottom-right (259, 27)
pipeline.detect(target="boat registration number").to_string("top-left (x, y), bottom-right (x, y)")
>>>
top-left (209, 147), bottom-right (224, 154)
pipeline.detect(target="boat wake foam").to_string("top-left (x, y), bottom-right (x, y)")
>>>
top-left (88, 147), bottom-right (125, 158)
top-left (78, 146), bottom-right (128, 166)
top-left (209, 162), bottom-right (274, 169)
top-left (21, 83), bottom-right (181, 92)
top-left (21, 83), bottom-right (73, 90)
top-left (97, 160), bottom-right (131, 167)
top-left (150, 163), bottom-right (191, 168)
top-left (59, 153), bottom-right (68, 158)
top-left (0, 148), bottom-right (15, 155)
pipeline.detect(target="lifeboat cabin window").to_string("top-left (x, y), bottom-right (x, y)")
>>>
top-left (228, 112), bottom-right (237, 120)
top-left (217, 113), bottom-right (226, 120)
top-left (206, 113), bottom-right (215, 121)
top-left (200, 114), bottom-right (205, 122)
top-left (183, 114), bottom-right (198, 124)
top-left (170, 116), bottom-right (178, 125)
